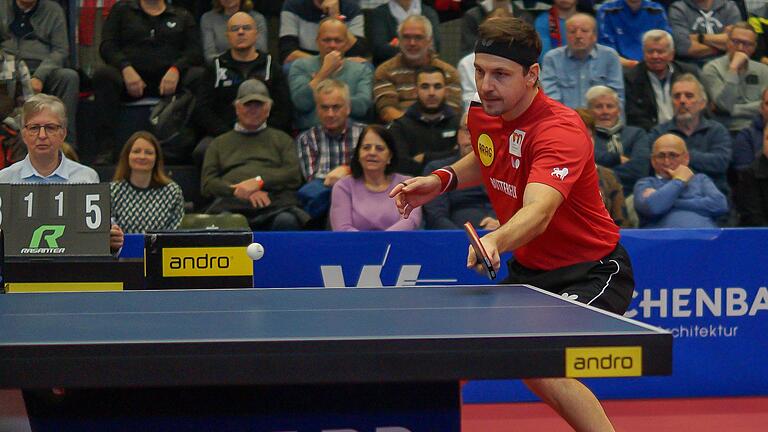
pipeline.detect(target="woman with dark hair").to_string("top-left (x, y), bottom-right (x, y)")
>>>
top-left (111, 131), bottom-right (185, 233)
top-left (330, 125), bottom-right (422, 231)
top-left (200, 0), bottom-right (268, 62)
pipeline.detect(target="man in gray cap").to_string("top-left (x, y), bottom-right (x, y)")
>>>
top-left (201, 79), bottom-right (309, 230)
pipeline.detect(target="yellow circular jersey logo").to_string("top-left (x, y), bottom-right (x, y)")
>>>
top-left (477, 133), bottom-right (495, 167)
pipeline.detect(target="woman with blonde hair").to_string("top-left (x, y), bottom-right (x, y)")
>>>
top-left (111, 131), bottom-right (184, 233)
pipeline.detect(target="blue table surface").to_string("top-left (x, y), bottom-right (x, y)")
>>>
top-left (0, 285), bottom-right (666, 345)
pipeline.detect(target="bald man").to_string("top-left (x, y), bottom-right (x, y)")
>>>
top-left (288, 18), bottom-right (373, 131)
top-left (633, 133), bottom-right (728, 228)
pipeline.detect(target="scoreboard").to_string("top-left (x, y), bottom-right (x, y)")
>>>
top-left (0, 183), bottom-right (111, 258)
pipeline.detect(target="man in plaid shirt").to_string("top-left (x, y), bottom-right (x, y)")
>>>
top-left (295, 79), bottom-right (365, 220)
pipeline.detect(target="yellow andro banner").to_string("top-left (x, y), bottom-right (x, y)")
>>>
top-left (565, 346), bottom-right (642, 378)
top-left (162, 247), bottom-right (253, 277)
top-left (5, 282), bottom-right (123, 293)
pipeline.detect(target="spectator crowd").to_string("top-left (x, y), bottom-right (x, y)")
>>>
top-left (3, 0), bottom-right (768, 232)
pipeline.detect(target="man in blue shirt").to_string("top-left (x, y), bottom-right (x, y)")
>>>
top-left (0, 94), bottom-right (124, 251)
top-left (541, 13), bottom-right (625, 109)
top-left (634, 133), bottom-right (728, 227)
top-left (597, 0), bottom-right (672, 68)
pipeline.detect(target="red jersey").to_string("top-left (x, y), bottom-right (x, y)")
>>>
top-left (468, 90), bottom-right (619, 270)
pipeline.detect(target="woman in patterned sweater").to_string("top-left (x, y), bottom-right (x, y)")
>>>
top-left (111, 131), bottom-right (185, 233)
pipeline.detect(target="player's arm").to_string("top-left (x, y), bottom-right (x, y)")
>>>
top-left (471, 182), bottom-right (563, 272)
top-left (389, 150), bottom-right (482, 218)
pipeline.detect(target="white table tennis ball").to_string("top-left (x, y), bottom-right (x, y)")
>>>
top-left (247, 243), bottom-right (264, 260)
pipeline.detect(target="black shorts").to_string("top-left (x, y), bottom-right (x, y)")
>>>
top-left (500, 243), bottom-right (635, 315)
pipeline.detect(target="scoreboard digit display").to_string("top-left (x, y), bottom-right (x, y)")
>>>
top-left (0, 183), bottom-right (111, 258)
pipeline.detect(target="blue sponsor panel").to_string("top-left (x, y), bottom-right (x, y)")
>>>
top-left (121, 229), bottom-right (768, 400)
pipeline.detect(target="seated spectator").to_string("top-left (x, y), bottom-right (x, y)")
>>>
top-left (0, 51), bottom-right (33, 112)
top-left (330, 124), bottom-right (421, 230)
top-left (0, 92), bottom-right (25, 169)
top-left (458, 7), bottom-right (513, 109)
top-left (200, 0), bottom-right (268, 63)
top-left (374, 15), bottom-right (461, 123)
top-left (0, 94), bottom-right (124, 250)
top-left (597, 0), bottom-right (672, 69)
top-left (702, 22), bottom-right (768, 133)
top-left (648, 73), bottom-right (733, 195)
top-left (534, 0), bottom-right (578, 64)
top-left (634, 133), bottom-right (728, 228)
top-left (461, 0), bottom-right (533, 56)
top-left (625, 29), bottom-right (700, 131)
top-left (422, 112), bottom-right (497, 230)
top-left (575, 107), bottom-right (632, 227)
top-left (289, 18), bottom-right (372, 131)
top-left (735, 125), bottom-right (768, 226)
top-left (541, 13), bottom-right (625, 109)
top-left (111, 131), bottom-right (184, 233)
top-left (668, 0), bottom-right (741, 65)
top-left (201, 80), bottom-right (309, 230)
top-left (586, 85), bottom-right (651, 196)
top-left (194, 11), bottom-right (291, 155)
top-left (732, 86), bottom-right (768, 171)
top-left (388, 65), bottom-right (459, 176)
top-left (279, 0), bottom-right (368, 65)
top-left (94, 0), bottom-right (203, 156)
top-left (295, 79), bottom-right (365, 220)
top-left (370, 0), bottom-right (442, 65)
top-left (0, 0), bottom-right (80, 144)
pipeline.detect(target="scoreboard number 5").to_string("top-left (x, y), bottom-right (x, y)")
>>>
top-left (85, 194), bottom-right (102, 229)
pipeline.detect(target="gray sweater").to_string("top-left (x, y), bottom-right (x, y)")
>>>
top-left (701, 55), bottom-right (768, 131)
top-left (0, 0), bottom-right (68, 81)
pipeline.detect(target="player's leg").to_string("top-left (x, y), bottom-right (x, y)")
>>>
top-left (522, 377), bottom-right (614, 432)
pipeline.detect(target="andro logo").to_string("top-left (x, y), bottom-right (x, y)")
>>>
top-left (162, 247), bottom-right (253, 277)
top-left (21, 225), bottom-right (66, 254)
top-left (477, 133), bottom-right (495, 167)
top-left (565, 346), bottom-right (642, 378)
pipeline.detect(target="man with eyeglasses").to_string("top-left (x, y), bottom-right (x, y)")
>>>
top-left (702, 22), bottom-right (768, 133)
top-left (648, 73), bottom-right (732, 196)
top-left (634, 133), bottom-right (728, 227)
top-left (374, 14), bottom-right (461, 123)
top-left (288, 17), bottom-right (372, 131)
top-left (193, 11), bottom-right (292, 167)
top-left (388, 65), bottom-right (460, 176)
top-left (0, 94), bottom-right (125, 250)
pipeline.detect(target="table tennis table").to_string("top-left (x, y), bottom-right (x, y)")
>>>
top-left (0, 284), bottom-right (672, 431)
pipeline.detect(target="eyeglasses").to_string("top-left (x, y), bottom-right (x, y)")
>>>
top-left (652, 152), bottom-right (683, 161)
top-left (730, 38), bottom-right (756, 48)
top-left (228, 24), bottom-right (254, 32)
top-left (24, 124), bottom-right (64, 135)
top-left (401, 34), bottom-right (427, 42)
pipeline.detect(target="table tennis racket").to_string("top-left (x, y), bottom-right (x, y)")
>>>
top-left (464, 221), bottom-right (496, 280)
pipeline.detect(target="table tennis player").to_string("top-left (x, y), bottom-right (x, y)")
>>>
top-left (390, 16), bottom-right (634, 432)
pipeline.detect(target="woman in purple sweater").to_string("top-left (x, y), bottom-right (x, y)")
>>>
top-left (331, 125), bottom-right (422, 231)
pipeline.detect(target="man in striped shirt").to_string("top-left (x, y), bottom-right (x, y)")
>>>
top-left (295, 79), bottom-right (365, 218)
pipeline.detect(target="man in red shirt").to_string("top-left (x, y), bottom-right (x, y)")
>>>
top-left (390, 16), bottom-right (633, 432)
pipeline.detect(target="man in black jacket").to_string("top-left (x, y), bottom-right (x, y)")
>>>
top-left (625, 29), bottom-right (699, 131)
top-left (388, 65), bottom-right (459, 176)
top-left (193, 11), bottom-right (292, 144)
top-left (93, 0), bottom-right (203, 156)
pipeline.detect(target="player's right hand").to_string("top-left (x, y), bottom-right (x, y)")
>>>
top-left (466, 234), bottom-right (501, 274)
top-left (389, 175), bottom-right (442, 219)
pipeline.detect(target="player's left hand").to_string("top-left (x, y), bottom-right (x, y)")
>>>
top-left (466, 233), bottom-right (501, 274)
top-left (110, 224), bottom-right (124, 253)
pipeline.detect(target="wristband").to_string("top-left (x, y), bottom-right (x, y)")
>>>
top-left (431, 166), bottom-right (458, 194)
top-left (254, 175), bottom-right (264, 190)
top-left (168, 65), bottom-right (179, 74)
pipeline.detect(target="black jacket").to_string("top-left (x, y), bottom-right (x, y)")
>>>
top-left (193, 50), bottom-right (292, 136)
top-left (100, 0), bottom-right (202, 79)
top-left (388, 104), bottom-right (459, 176)
top-left (736, 154), bottom-right (768, 226)
top-left (624, 60), bottom-right (699, 131)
